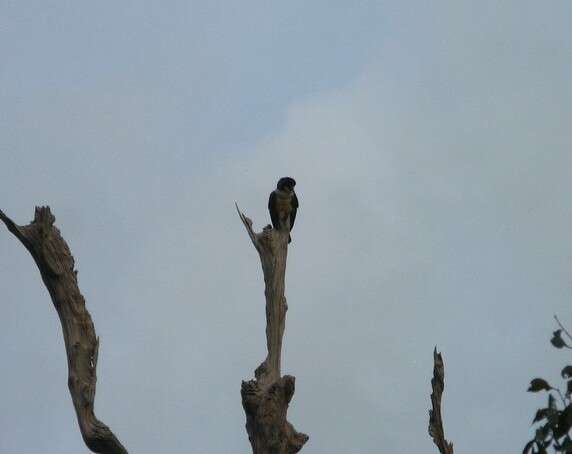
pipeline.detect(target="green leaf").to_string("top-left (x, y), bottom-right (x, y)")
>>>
top-left (548, 410), bottom-right (561, 427)
top-left (523, 439), bottom-right (535, 454)
top-left (529, 378), bottom-right (553, 392)
top-left (563, 406), bottom-right (572, 429)
top-left (534, 409), bottom-right (550, 423)
top-left (563, 366), bottom-right (572, 379)
top-left (552, 330), bottom-right (567, 349)
top-left (536, 424), bottom-right (553, 444)
top-left (553, 406), bottom-right (572, 441)
top-left (535, 426), bottom-right (546, 443)
top-left (560, 437), bottom-right (572, 452)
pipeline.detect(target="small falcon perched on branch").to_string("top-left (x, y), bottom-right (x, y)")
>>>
top-left (268, 177), bottom-right (298, 243)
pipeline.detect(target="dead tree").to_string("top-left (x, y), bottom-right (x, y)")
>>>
top-left (236, 203), bottom-right (309, 454)
top-left (0, 207), bottom-right (127, 454)
top-left (0, 205), bottom-right (459, 454)
top-left (428, 348), bottom-right (454, 454)
top-left (2, 202), bottom-right (307, 454)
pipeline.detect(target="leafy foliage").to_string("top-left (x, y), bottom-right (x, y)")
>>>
top-left (524, 317), bottom-right (572, 454)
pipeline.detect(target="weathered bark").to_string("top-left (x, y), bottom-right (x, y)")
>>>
top-left (428, 348), bottom-right (454, 454)
top-left (236, 203), bottom-right (308, 454)
top-left (0, 207), bottom-right (127, 454)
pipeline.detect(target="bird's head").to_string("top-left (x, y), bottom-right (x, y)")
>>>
top-left (277, 177), bottom-right (296, 192)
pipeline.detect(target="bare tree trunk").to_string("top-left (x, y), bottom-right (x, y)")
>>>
top-left (1, 205), bottom-right (460, 454)
top-left (428, 348), bottom-right (454, 454)
top-left (0, 207), bottom-right (127, 454)
top-left (236, 204), bottom-right (309, 454)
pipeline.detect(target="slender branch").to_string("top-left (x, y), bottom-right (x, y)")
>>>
top-left (428, 348), bottom-right (454, 454)
top-left (1, 207), bottom-right (127, 454)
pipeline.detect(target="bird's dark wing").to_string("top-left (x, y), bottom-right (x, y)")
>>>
top-left (268, 191), bottom-right (279, 229)
top-left (290, 192), bottom-right (298, 231)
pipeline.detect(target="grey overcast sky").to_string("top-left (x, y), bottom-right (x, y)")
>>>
top-left (1, 1), bottom-right (572, 453)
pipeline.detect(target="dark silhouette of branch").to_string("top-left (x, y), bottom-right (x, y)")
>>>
top-left (429, 348), bottom-right (454, 454)
top-left (1, 207), bottom-right (127, 454)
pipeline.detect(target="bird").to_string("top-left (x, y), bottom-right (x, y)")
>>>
top-left (268, 177), bottom-right (298, 243)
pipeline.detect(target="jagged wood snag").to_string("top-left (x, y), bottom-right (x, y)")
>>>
top-left (0, 207), bottom-right (127, 454)
top-left (428, 348), bottom-right (454, 454)
top-left (236, 203), bottom-right (308, 454)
